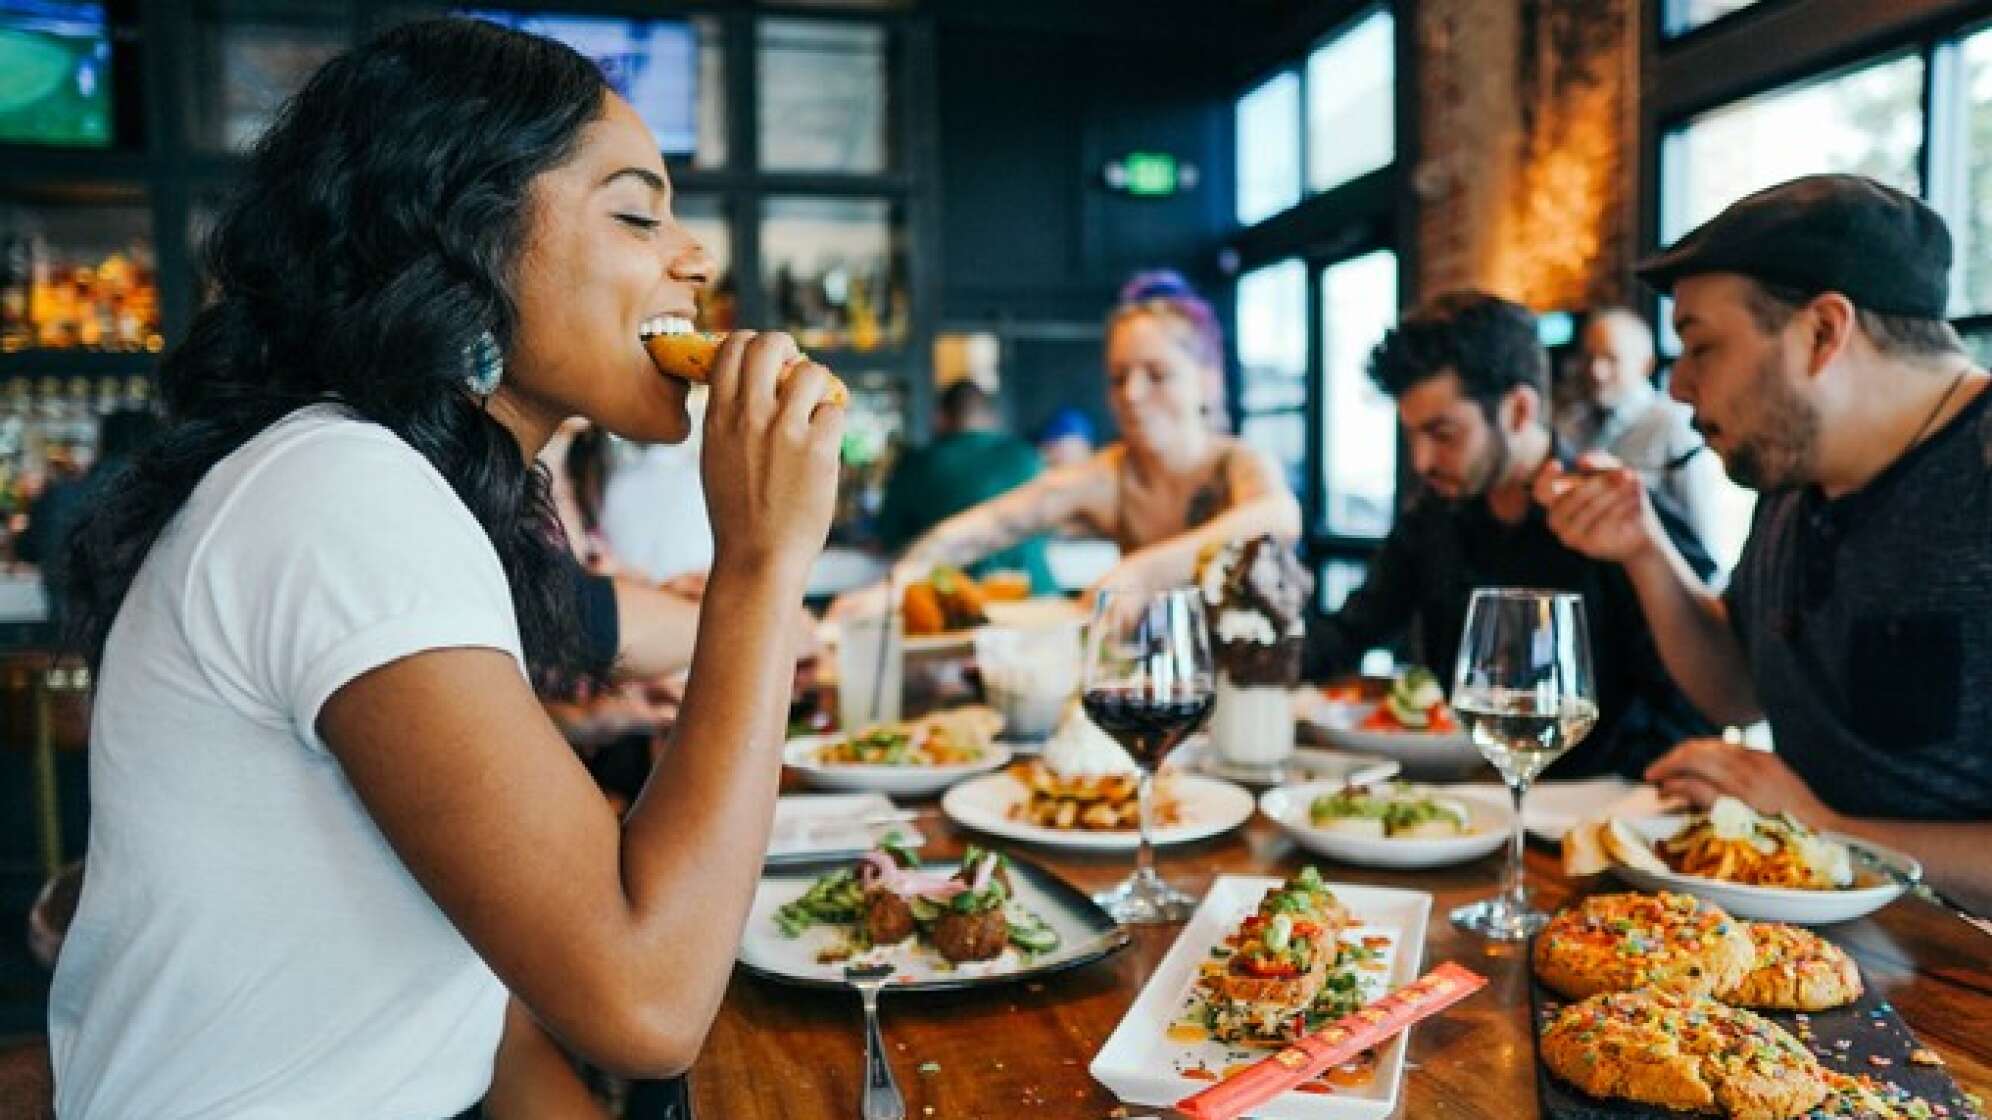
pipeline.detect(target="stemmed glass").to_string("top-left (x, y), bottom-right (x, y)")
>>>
top-left (1449, 588), bottom-right (1597, 940)
top-left (1082, 584), bottom-right (1216, 924)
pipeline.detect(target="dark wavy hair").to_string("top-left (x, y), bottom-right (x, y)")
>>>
top-left (60, 17), bottom-right (610, 680)
top-left (1368, 290), bottom-right (1549, 420)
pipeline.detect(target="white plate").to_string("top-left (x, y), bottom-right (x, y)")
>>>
top-left (1520, 777), bottom-right (1674, 842)
top-left (1607, 816), bottom-right (1919, 925)
top-left (1173, 738), bottom-right (1402, 789)
top-left (1260, 782), bottom-right (1512, 870)
top-left (783, 734), bottom-right (1011, 796)
top-left (1294, 694), bottom-right (1484, 779)
top-left (766, 793), bottom-right (926, 866)
top-left (737, 853), bottom-right (1129, 991)
top-left (940, 771), bottom-right (1256, 851)
top-left (1090, 877), bottom-right (1431, 1119)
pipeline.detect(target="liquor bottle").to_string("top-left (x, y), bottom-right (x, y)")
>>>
top-left (0, 234), bottom-right (31, 349)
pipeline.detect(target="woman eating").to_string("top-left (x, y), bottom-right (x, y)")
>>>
top-left (47, 19), bottom-right (842, 1116)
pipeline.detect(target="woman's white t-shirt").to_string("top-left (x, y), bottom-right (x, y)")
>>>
top-left (49, 404), bottom-right (525, 1118)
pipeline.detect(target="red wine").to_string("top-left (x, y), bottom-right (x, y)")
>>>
top-left (1082, 686), bottom-right (1214, 768)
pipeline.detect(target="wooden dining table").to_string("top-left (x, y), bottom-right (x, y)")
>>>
top-left (690, 782), bottom-right (1992, 1120)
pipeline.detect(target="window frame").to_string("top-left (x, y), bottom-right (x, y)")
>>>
top-left (1224, 2), bottom-right (1408, 577)
top-left (1642, 0), bottom-right (1992, 336)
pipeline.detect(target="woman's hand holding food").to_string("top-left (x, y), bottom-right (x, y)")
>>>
top-left (699, 331), bottom-right (845, 581)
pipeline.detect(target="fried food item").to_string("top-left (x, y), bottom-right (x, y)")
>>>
top-left (900, 567), bottom-right (990, 635)
top-left (1532, 891), bottom-right (1755, 1001)
top-left (861, 888), bottom-right (916, 946)
top-left (930, 852), bottom-right (1015, 963)
top-left (642, 329), bottom-right (849, 406)
top-left (900, 583), bottom-right (947, 636)
top-left (1720, 923), bottom-right (1863, 1012)
top-left (930, 906), bottom-right (1009, 963)
top-left (1005, 760), bottom-right (1177, 831)
top-left (1200, 867), bottom-right (1351, 1044)
top-left (1540, 989), bottom-right (1830, 1120)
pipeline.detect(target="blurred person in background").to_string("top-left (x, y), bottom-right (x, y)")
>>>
top-left (19, 407), bottom-right (164, 611)
top-left (1303, 291), bottom-right (1715, 778)
top-left (830, 269), bottom-right (1299, 616)
top-left (1555, 306), bottom-right (1735, 570)
top-left (876, 378), bottom-right (1053, 592)
top-left (598, 393), bottom-right (716, 584)
top-left (1034, 406), bottom-right (1096, 470)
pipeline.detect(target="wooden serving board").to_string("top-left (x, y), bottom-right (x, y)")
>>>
top-left (1529, 972), bottom-right (1979, 1118)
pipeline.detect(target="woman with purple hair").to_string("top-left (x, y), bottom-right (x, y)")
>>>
top-left (832, 270), bottom-right (1299, 611)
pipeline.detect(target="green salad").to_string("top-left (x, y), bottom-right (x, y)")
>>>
top-left (1309, 782), bottom-right (1473, 838)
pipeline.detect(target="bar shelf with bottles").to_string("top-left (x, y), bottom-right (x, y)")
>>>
top-left (0, 188), bottom-right (164, 366)
top-left (0, 374), bottom-right (155, 563)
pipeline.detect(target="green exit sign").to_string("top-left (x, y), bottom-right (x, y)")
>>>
top-left (1105, 152), bottom-right (1199, 197)
top-left (1123, 152), bottom-right (1178, 196)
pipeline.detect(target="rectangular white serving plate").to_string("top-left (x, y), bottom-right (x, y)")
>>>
top-left (1090, 877), bottom-right (1431, 1119)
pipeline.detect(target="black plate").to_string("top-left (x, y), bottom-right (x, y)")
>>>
top-left (737, 850), bottom-right (1130, 993)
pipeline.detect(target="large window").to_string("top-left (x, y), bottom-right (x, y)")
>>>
top-left (1232, 6), bottom-right (1395, 229)
top-left (1660, 52), bottom-right (1925, 244)
top-left (1235, 73), bottom-right (1301, 227)
top-left (1320, 249), bottom-right (1398, 538)
top-left (1948, 25), bottom-right (1992, 317)
top-left (1663, 0), bottom-right (1765, 38)
top-left (1236, 259), bottom-right (1308, 498)
top-left (1305, 8), bottom-right (1394, 194)
top-left (758, 19), bottom-right (891, 174)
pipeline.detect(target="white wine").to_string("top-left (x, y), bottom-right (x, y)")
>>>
top-left (1454, 690), bottom-right (1600, 785)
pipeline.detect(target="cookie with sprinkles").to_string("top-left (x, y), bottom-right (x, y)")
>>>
top-left (1812, 1069), bottom-right (1946, 1117)
top-left (1540, 988), bottom-right (1831, 1119)
top-left (1723, 923), bottom-right (1864, 1012)
top-left (1533, 891), bottom-right (1756, 1001)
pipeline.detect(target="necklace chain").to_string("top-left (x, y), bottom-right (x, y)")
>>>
top-left (1904, 368), bottom-right (1971, 458)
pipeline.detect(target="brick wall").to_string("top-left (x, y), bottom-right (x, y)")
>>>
top-left (1413, 0), bottom-right (1639, 311)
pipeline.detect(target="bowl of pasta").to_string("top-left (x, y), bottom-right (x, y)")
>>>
top-left (1584, 798), bottom-right (1919, 925)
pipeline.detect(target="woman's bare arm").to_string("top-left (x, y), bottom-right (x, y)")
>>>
top-left (827, 453), bottom-right (1112, 618)
top-left (319, 335), bottom-right (842, 1078)
top-left (484, 1000), bottom-right (611, 1120)
top-left (896, 454), bottom-right (1111, 573)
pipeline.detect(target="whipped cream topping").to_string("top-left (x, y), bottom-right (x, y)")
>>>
top-left (1041, 704), bottom-right (1138, 778)
top-left (1216, 608), bottom-right (1279, 647)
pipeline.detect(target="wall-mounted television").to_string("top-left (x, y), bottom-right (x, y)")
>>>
top-left (0, 0), bottom-right (113, 148)
top-left (459, 10), bottom-right (698, 156)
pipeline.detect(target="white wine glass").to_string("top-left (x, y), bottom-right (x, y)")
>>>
top-left (1449, 587), bottom-right (1596, 940)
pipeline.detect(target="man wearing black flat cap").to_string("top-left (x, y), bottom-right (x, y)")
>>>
top-left (1537, 173), bottom-right (1992, 914)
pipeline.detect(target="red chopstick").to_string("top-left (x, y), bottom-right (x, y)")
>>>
top-left (1174, 961), bottom-right (1487, 1120)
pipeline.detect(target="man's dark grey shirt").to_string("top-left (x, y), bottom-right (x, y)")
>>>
top-left (1728, 387), bottom-right (1992, 820)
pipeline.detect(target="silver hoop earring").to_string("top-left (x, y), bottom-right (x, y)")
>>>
top-left (464, 330), bottom-right (503, 397)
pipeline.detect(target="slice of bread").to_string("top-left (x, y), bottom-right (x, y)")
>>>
top-left (1562, 819), bottom-right (1614, 877)
top-left (1602, 817), bottom-right (1672, 875)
